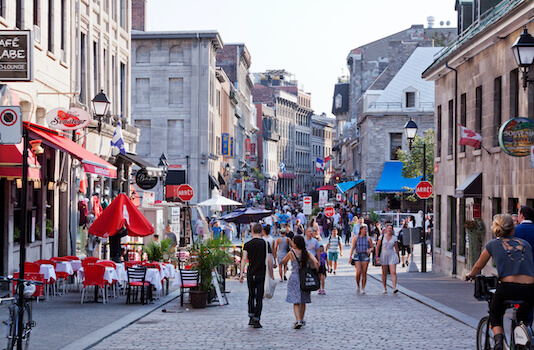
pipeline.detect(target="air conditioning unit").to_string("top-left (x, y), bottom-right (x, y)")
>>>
top-left (33, 25), bottom-right (41, 43)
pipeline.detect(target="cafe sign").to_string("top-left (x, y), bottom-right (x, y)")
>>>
top-left (135, 169), bottom-right (158, 190)
top-left (499, 117), bottom-right (534, 157)
top-left (45, 107), bottom-right (92, 130)
top-left (0, 30), bottom-right (33, 81)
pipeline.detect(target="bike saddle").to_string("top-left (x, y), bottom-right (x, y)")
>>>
top-left (504, 300), bottom-right (526, 309)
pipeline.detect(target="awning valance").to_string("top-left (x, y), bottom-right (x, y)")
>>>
top-left (0, 143), bottom-right (41, 180)
top-left (375, 162), bottom-right (421, 193)
top-left (117, 153), bottom-right (162, 177)
top-left (336, 180), bottom-right (364, 194)
top-left (316, 185), bottom-right (335, 191)
top-left (278, 172), bottom-right (296, 179)
top-left (455, 172), bottom-right (482, 198)
top-left (218, 172), bottom-right (226, 186)
top-left (209, 174), bottom-right (219, 189)
top-left (27, 123), bottom-right (117, 178)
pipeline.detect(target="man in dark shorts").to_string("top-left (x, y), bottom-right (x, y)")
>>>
top-left (239, 223), bottom-right (274, 328)
top-left (398, 222), bottom-right (411, 267)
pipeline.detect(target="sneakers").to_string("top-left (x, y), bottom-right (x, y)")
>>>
top-left (382, 289), bottom-right (387, 294)
top-left (356, 287), bottom-right (360, 294)
top-left (393, 289), bottom-right (399, 294)
top-left (248, 317), bottom-right (255, 326)
top-left (333, 270), bottom-right (336, 275)
top-left (294, 320), bottom-right (303, 329)
top-left (253, 320), bottom-right (262, 328)
top-left (318, 289), bottom-right (326, 295)
top-left (284, 275), bottom-right (287, 281)
top-left (361, 289), bottom-right (366, 295)
top-left (402, 263), bottom-right (405, 267)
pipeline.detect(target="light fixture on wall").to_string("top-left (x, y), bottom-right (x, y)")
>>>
top-left (29, 140), bottom-right (44, 155)
top-left (91, 90), bottom-right (111, 133)
top-left (511, 28), bottom-right (534, 89)
top-left (58, 180), bottom-right (68, 192)
top-left (15, 178), bottom-right (22, 189)
top-left (47, 181), bottom-right (55, 190)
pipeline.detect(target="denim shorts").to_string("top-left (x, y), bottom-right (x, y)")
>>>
top-left (354, 253), bottom-right (370, 262)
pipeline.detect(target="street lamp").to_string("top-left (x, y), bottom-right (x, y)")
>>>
top-left (511, 28), bottom-right (534, 89)
top-left (91, 90), bottom-right (111, 133)
top-left (158, 153), bottom-right (169, 201)
top-left (403, 118), bottom-right (427, 272)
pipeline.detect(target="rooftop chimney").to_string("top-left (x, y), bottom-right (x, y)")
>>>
top-left (132, 0), bottom-right (147, 31)
top-left (427, 16), bottom-right (435, 28)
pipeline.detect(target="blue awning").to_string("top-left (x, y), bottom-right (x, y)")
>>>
top-left (375, 162), bottom-right (421, 193)
top-left (336, 180), bottom-right (364, 194)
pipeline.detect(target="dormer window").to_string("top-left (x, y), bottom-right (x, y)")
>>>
top-left (403, 87), bottom-right (419, 109)
top-left (406, 92), bottom-right (415, 108)
top-left (335, 93), bottom-right (342, 109)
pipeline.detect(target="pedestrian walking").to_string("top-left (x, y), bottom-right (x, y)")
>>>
top-left (376, 224), bottom-right (400, 294)
top-left (280, 235), bottom-right (319, 329)
top-left (349, 225), bottom-right (374, 294)
top-left (514, 206), bottom-right (534, 263)
top-left (274, 228), bottom-right (291, 281)
top-left (239, 223), bottom-right (274, 328)
top-left (317, 245), bottom-right (328, 294)
top-left (326, 228), bottom-right (343, 274)
top-left (304, 227), bottom-right (321, 262)
top-left (466, 214), bottom-right (534, 350)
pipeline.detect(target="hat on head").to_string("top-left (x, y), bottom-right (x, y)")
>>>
top-left (280, 228), bottom-right (286, 233)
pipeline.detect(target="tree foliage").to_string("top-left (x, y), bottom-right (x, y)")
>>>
top-left (397, 129), bottom-right (435, 185)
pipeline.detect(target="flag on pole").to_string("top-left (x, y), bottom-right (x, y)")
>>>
top-left (459, 125), bottom-right (482, 148)
top-left (111, 121), bottom-right (126, 156)
top-left (316, 158), bottom-right (324, 172)
top-left (324, 155), bottom-right (334, 163)
top-left (280, 162), bottom-right (286, 173)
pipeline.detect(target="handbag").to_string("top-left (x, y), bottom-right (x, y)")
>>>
top-left (299, 253), bottom-right (320, 292)
top-left (264, 241), bottom-right (276, 299)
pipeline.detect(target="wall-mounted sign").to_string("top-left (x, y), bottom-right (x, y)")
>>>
top-left (0, 30), bottom-right (33, 81)
top-left (45, 107), bottom-right (92, 130)
top-left (222, 133), bottom-right (229, 156)
top-left (0, 106), bottom-right (22, 144)
top-left (142, 191), bottom-right (155, 206)
top-left (499, 117), bottom-right (534, 157)
top-left (245, 138), bottom-right (251, 159)
top-left (135, 169), bottom-right (158, 190)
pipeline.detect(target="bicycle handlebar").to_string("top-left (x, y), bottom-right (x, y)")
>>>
top-left (0, 275), bottom-right (43, 285)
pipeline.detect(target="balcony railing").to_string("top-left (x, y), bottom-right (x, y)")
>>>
top-left (366, 102), bottom-right (435, 112)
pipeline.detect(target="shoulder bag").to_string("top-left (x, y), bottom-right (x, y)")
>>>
top-left (299, 252), bottom-right (320, 292)
top-left (264, 241), bottom-right (277, 299)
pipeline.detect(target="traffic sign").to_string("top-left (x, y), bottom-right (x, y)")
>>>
top-left (176, 184), bottom-right (194, 202)
top-left (303, 196), bottom-right (312, 215)
top-left (0, 106), bottom-right (21, 144)
top-left (324, 206), bottom-right (335, 217)
top-left (415, 181), bottom-right (433, 199)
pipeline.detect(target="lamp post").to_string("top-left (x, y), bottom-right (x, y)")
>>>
top-left (158, 153), bottom-right (168, 201)
top-left (91, 90), bottom-right (111, 133)
top-left (404, 118), bottom-right (427, 273)
top-left (511, 28), bottom-right (534, 90)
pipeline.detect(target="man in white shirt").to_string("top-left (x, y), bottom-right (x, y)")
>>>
top-left (296, 210), bottom-right (306, 226)
top-left (333, 210), bottom-right (341, 228)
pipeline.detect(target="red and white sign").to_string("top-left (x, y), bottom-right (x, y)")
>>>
top-left (415, 181), bottom-right (433, 199)
top-left (336, 193), bottom-right (342, 201)
top-left (173, 184), bottom-right (194, 202)
top-left (324, 206), bottom-right (335, 217)
top-left (46, 107), bottom-right (92, 130)
top-left (303, 196), bottom-right (312, 215)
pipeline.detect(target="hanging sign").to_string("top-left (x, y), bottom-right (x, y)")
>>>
top-left (0, 30), bottom-right (33, 81)
top-left (498, 117), bottom-right (534, 157)
top-left (222, 133), bottom-right (229, 156)
top-left (135, 169), bottom-right (158, 190)
top-left (46, 107), bottom-right (92, 130)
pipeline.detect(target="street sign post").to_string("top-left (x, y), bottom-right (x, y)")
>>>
top-left (303, 196), bottom-right (312, 215)
top-left (176, 184), bottom-right (194, 202)
top-left (324, 206), bottom-right (335, 218)
top-left (415, 181), bottom-right (433, 199)
top-left (0, 106), bottom-right (22, 144)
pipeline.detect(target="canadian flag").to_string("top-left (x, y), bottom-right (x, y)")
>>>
top-left (459, 125), bottom-right (482, 148)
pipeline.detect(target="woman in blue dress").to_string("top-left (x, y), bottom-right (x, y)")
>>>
top-left (280, 235), bottom-right (319, 329)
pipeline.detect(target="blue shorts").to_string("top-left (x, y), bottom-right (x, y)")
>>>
top-left (354, 253), bottom-right (370, 262)
top-left (328, 252), bottom-right (339, 261)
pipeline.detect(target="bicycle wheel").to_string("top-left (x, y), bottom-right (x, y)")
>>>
top-left (477, 316), bottom-right (494, 350)
top-left (6, 306), bottom-right (18, 350)
top-left (20, 302), bottom-right (32, 350)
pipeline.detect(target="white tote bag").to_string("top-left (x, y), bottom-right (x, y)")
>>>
top-left (264, 240), bottom-right (277, 299)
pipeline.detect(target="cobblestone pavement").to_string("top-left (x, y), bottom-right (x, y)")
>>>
top-left (91, 256), bottom-right (475, 350)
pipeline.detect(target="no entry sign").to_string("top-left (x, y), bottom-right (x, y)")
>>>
top-left (415, 181), bottom-right (433, 199)
top-left (324, 206), bottom-right (335, 217)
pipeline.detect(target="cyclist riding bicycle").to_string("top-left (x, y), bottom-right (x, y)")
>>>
top-left (466, 214), bottom-right (534, 350)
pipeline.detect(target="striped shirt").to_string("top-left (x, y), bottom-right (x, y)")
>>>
top-left (327, 236), bottom-right (342, 253)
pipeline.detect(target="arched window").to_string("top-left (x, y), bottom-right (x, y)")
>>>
top-left (136, 46), bottom-right (149, 64)
top-left (169, 45), bottom-right (183, 64)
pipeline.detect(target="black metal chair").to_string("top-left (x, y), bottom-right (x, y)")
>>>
top-left (179, 268), bottom-right (199, 307)
top-left (126, 266), bottom-right (149, 304)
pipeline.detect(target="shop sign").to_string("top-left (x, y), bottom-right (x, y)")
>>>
top-left (498, 117), bottom-right (534, 157)
top-left (45, 107), bottom-right (91, 130)
top-left (135, 169), bottom-right (158, 190)
top-left (142, 191), bottom-right (155, 206)
top-left (222, 133), bottom-right (229, 156)
top-left (250, 143), bottom-right (256, 161)
top-left (245, 138), bottom-right (251, 159)
top-left (0, 30), bottom-right (33, 81)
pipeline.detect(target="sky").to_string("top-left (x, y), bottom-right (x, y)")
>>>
top-left (146, 0), bottom-right (457, 117)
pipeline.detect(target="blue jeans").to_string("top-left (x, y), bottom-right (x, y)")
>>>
top-left (247, 274), bottom-right (265, 320)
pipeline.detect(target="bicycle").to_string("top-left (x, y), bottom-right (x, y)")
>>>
top-left (1, 275), bottom-right (42, 350)
top-left (470, 275), bottom-right (534, 350)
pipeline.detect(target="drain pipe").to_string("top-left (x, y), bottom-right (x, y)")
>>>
top-left (446, 62), bottom-right (458, 277)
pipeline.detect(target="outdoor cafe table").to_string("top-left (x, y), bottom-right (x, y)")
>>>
top-left (78, 266), bottom-right (120, 303)
top-left (69, 260), bottom-right (82, 273)
top-left (55, 261), bottom-right (74, 276)
top-left (39, 264), bottom-right (57, 282)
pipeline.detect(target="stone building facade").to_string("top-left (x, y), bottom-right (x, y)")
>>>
top-left (311, 114), bottom-right (334, 189)
top-left (131, 30), bottom-right (223, 206)
top-left (422, 0), bottom-right (534, 277)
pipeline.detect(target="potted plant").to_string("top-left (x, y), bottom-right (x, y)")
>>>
top-left (188, 236), bottom-right (232, 308)
top-left (465, 219), bottom-right (485, 268)
top-left (142, 238), bottom-right (174, 262)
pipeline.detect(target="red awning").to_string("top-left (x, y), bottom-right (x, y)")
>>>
top-left (0, 142), bottom-right (41, 180)
top-left (27, 123), bottom-right (117, 178)
top-left (89, 194), bottom-right (155, 238)
top-left (316, 185), bottom-right (335, 191)
top-left (278, 172), bottom-right (296, 179)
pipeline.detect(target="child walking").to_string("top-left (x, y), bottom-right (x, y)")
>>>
top-left (318, 245), bottom-right (328, 294)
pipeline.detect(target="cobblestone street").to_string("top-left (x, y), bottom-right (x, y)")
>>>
top-left (91, 256), bottom-right (474, 350)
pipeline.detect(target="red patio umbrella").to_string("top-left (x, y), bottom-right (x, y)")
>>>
top-left (89, 193), bottom-right (154, 238)
top-left (316, 185), bottom-right (335, 191)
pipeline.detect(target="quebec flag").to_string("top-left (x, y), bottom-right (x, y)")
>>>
top-left (280, 162), bottom-right (286, 173)
top-left (111, 121), bottom-right (126, 156)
